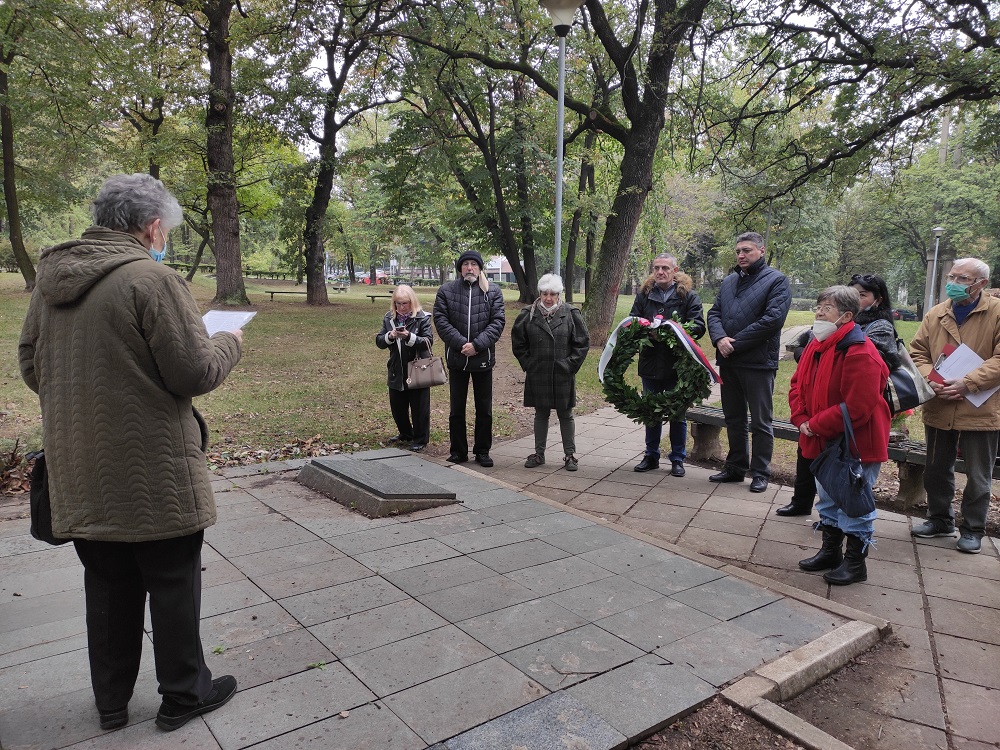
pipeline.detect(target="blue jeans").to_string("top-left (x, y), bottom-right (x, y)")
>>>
top-left (815, 461), bottom-right (880, 550)
top-left (641, 377), bottom-right (687, 462)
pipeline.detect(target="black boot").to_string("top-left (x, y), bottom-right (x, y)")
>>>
top-left (824, 535), bottom-right (868, 585)
top-left (798, 524), bottom-right (845, 572)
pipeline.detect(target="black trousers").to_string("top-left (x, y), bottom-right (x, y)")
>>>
top-left (719, 365), bottom-right (776, 479)
top-left (73, 530), bottom-right (212, 711)
top-left (388, 385), bottom-right (431, 444)
top-left (792, 445), bottom-right (817, 510)
top-left (448, 368), bottom-right (493, 457)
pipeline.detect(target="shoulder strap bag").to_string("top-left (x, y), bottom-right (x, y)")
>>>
top-left (884, 337), bottom-right (936, 415)
top-left (406, 342), bottom-right (448, 389)
top-left (808, 404), bottom-right (877, 518)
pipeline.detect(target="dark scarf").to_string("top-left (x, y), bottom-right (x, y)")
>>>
top-left (396, 312), bottom-right (413, 327)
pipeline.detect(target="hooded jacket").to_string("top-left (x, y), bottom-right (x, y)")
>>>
top-left (629, 272), bottom-right (706, 379)
top-left (789, 322), bottom-right (890, 461)
top-left (910, 294), bottom-right (1000, 431)
top-left (707, 256), bottom-right (791, 370)
top-left (433, 268), bottom-right (506, 371)
top-left (18, 226), bottom-right (241, 542)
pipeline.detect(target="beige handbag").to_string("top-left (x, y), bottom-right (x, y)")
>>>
top-left (407, 345), bottom-right (448, 388)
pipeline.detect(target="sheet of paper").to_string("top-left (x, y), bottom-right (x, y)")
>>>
top-left (202, 310), bottom-right (256, 337)
top-left (934, 343), bottom-right (1000, 407)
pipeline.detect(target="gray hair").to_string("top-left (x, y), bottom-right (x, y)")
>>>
top-left (817, 285), bottom-right (860, 317)
top-left (91, 173), bottom-right (183, 232)
top-left (653, 253), bottom-right (676, 265)
top-left (537, 273), bottom-right (564, 294)
top-left (736, 231), bottom-right (765, 249)
top-left (953, 257), bottom-right (990, 280)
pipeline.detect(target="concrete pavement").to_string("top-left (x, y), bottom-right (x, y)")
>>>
top-left (0, 407), bottom-right (996, 749)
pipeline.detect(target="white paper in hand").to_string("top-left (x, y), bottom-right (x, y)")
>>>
top-left (203, 310), bottom-right (256, 337)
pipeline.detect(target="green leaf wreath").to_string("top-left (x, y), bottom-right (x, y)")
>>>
top-left (602, 319), bottom-right (711, 426)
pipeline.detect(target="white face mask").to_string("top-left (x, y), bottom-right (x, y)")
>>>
top-left (813, 313), bottom-right (847, 341)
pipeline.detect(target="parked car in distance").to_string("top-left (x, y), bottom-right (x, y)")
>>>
top-left (356, 270), bottom-right (388, 285)
top-left (892, 308), bottom-right (917, 321)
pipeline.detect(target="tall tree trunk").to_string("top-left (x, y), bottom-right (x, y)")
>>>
top-left (583, 134), bottom-right (658, 346)
top-left (302, 134), bottom-right (334, 305)
top-left (579, 0), bottom-right (708, 345)
top-left (512, 77), bottom-right (538, 300)
top-left (203, 0), bottom-right (247, 305)
top-left (565, 131), bottom-right (596, 303)
top-left (185, 234), bottom-right (212, 283)
top-left (0, 64), bottom-right (33, 290)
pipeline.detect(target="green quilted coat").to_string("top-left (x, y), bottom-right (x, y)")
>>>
top-left (19, 227), bottom-right (241, 542)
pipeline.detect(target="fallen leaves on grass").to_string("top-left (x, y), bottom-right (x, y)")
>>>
top-left (207, 434), bottom-right (345, 469)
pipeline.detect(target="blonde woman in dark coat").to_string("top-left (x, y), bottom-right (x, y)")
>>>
top-left (376, 285), bottom-right (433, 451)
top-left (512, 274), bottom-right (590, 470)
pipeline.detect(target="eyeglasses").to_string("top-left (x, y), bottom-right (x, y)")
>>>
top-left (812, 304), bottom-right (838, 314)
top-left (946, 274), bottom-right (981, 284)
top-left (850, 274), bottom-right (876, 284)
top-left (539, 290), bottom-right (560, 297)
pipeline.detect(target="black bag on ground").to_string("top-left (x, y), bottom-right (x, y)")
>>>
top-left (28, 451), bottom-right (70, 546)
top-left (809, 404), bottom-right (876, 519)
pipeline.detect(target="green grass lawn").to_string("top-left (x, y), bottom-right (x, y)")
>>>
top-left (0, 272), bottom-right (924, 470)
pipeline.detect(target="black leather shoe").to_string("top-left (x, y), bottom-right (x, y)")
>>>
top-left (475, 453), bottom-right (494, 467)
top-left (99, 707), bottom-right (128, 730)
top-left (634, 455), bottom-right (659, 472)
top-left (709, 469), bottom-right (744, 483)
top-left (749, 476), bottom-right (768, 493)
top-left (156, 675), bottom-right (237, 732)
top-left (670, 461), bottom-right (685, 477)
top-left (409, 443), bottom-right (426, 452)
top-left (447, 454), bottom-right (468, 464)
top-left (775, 503), bottom-right (811, 516)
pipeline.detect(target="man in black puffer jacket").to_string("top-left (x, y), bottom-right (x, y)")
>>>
top-left (433, 250), bottom-right (506, 466)
top-left (707, 232), bottom-right (791, 493)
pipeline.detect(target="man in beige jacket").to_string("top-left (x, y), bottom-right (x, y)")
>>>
top-left (909, 257), bottom-right (1000, 554)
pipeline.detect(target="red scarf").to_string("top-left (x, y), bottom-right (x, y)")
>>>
top-left (796, 321), bottom-right (855, 416)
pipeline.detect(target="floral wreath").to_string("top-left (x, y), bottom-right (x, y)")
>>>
top-left (601, 316), bottom-right (711, 426)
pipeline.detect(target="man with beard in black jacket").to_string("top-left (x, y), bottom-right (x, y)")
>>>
top-left (433, 250), bottom-right (506, 466)
top-left (707, 232), bottom-right (791, 493)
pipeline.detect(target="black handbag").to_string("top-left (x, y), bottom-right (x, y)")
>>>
top-left (884, 339), bottom-right (935, 415)
top-left (27, 451), bottom-right (70, 546)
top-left (808, 404), bottom-right (877, 518)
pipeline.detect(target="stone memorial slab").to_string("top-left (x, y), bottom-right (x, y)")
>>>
top-left (298, 457), bottom-right (457, 517)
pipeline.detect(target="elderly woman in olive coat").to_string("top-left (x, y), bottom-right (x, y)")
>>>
top-left (512, 274), bottom-right (590, 471)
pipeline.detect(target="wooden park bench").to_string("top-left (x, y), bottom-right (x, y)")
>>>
top-left (367, 293), bottom-right (394, 304)
top-left (684, 404), bottom-right (1000, 509)
top-left (265, 290), bottom-right (307, 301)
top-left (328, 284), bottom-right (349, 293)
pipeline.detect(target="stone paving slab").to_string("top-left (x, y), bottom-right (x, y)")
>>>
top-left (442, 690), bottom-right (626, 750)
top-left (382, 656), bottom-right (547, 745)
top-left (567, 655), bottom-right (716, 742)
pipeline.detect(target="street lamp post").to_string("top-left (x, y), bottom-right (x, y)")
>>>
top-left (927, 226), bottom-right (945, 312)
top-left (539, 0), bottom-right (585, 277)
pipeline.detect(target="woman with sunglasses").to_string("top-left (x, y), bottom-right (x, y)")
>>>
top-left (776, 273), bottom-right (899, 517)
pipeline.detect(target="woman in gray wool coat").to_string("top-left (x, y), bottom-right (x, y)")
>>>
top-left (512, 274), bottom-right (590, 471)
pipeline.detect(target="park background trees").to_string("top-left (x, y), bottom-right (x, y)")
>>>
top-left (2, 0), bottom-right (999, 342)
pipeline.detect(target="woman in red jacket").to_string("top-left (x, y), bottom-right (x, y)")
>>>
top-left (788, 286), bottom-right (891, 585)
